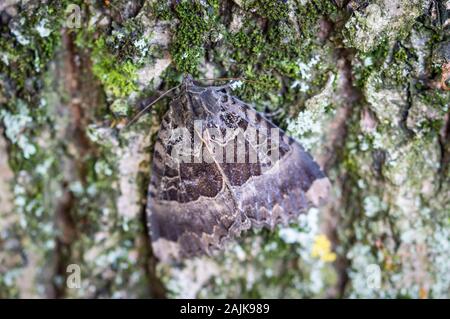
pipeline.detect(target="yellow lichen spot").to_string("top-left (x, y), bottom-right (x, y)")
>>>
top-left (384, 256), bottom-right (394, 271)
top-left (419, 287), bottom-right (428, 299)
top-left (311, 234), bottom-right (337, 263)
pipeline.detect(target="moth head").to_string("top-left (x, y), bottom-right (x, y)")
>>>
top-left (182, 73), bottom-right (194, 88)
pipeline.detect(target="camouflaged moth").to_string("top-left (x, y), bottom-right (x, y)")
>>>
top-left (145, 75), bottom-right (330, 262)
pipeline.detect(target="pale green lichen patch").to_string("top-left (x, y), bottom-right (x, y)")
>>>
top-left (109, 98), bottom-right (131, 117)
top-left (344, 0), bottom-right (425, 53)
top-left (0, 100), bottom-right (36, 159)
top-left (287, 73), bottom-right (336, 151)
top-left (68, 123), bottom-right (152, 297)
top-left (0, 3), bottom-right (64, 95)
top-left (1, 0), bottom-right (449, 299)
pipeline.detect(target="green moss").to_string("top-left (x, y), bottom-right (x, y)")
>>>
top-left (296, 0), bottom-right (336, 37)
top-left (151, 1), bottom-right (173, 21)
top-left (242, 0), bottom-right (289, 20)
top-left (419, 90), bottom-right (450, 111)
top-left (353, 39), bottom-right (390, 87)
top-left (106, 19), bottom-right (150, 64)
top-left (74, 10), bottom-right (155, 100)
top-left (0, 3), bottom-right (64, 99)
top-left (222, 19), bottom-right (319, 106)
top-left (394, 46), bottom-right (409, 62)
top-left (229, 27), bottom-right (265, 60)
top-left (153, 0), bottom-right (335, 113)
top-left (169, 1), bottom-right (217, 74)
top-left (92, 38), bottom-right (138, 98)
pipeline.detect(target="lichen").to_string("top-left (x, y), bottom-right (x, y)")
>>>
top-left (0, 100), bottom-right (37, 159)
top-left (344, 0), bottom-right (425, 53)
top-left (287, 73), bottom-right (336, 150)
top-left (1, 0), bottom-right (449, 299)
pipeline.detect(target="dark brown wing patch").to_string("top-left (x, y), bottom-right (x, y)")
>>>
top-left (179, 163), bottom-right (223, 200)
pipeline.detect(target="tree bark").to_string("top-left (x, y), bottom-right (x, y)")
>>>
top-left (0, 0), bottom-right (449, 298)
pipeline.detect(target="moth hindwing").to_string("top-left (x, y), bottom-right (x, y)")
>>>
top-left (146, 75), bottom-right (330, 262)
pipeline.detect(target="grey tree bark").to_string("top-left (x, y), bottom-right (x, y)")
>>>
top-left (0, 0), bottom-right (449, 298)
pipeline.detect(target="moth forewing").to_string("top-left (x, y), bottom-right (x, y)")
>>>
top-left (147, 75), bottom-right (331, 262)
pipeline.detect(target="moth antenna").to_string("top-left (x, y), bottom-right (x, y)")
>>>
top-left (198, 77), bottom-right (243, 82)
top-left (197, 77), bottom-right (264, 86)
top-left (125, 84), bottom-right (180, 129)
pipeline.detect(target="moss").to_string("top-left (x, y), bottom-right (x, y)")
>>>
top-left (151, 0), bottom-right (336, 116)
top-left (242, 0), bottom-right (289, 20)
top-left (393, 46), bottom-right (409, 63)
top-left (91, 38), bottom-right (139, 98)
top-left (219, 14), bottom-right (332, 109)
top-left (418, 89), bottom-right (450, 112)
top-left (151, 1), bottom-right (173, 21)
top-left (229, 27), bottom-right (265, 60)
top-left (0, 2), bottom-right (64, 100)
top-left (295, 0), bottom-right (336, 37)
top-left (105, 19), bottom-right (150, 64)
top-left (74, 9), bottom-right (156, 101)
top-left (353, 39), bottom-right (390, 88)
top-left (169, 1), bottom-right (218, 75)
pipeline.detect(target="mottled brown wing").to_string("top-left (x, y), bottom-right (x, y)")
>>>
top-left (146, 86), bottom-right (330, 263)
top-left (209, 89), bottom-right (330, 229)
top-left (146, 109), bottom-right (250, 262)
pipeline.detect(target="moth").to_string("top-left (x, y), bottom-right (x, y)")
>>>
top-left (146, 75), bottom-right (330, 262)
